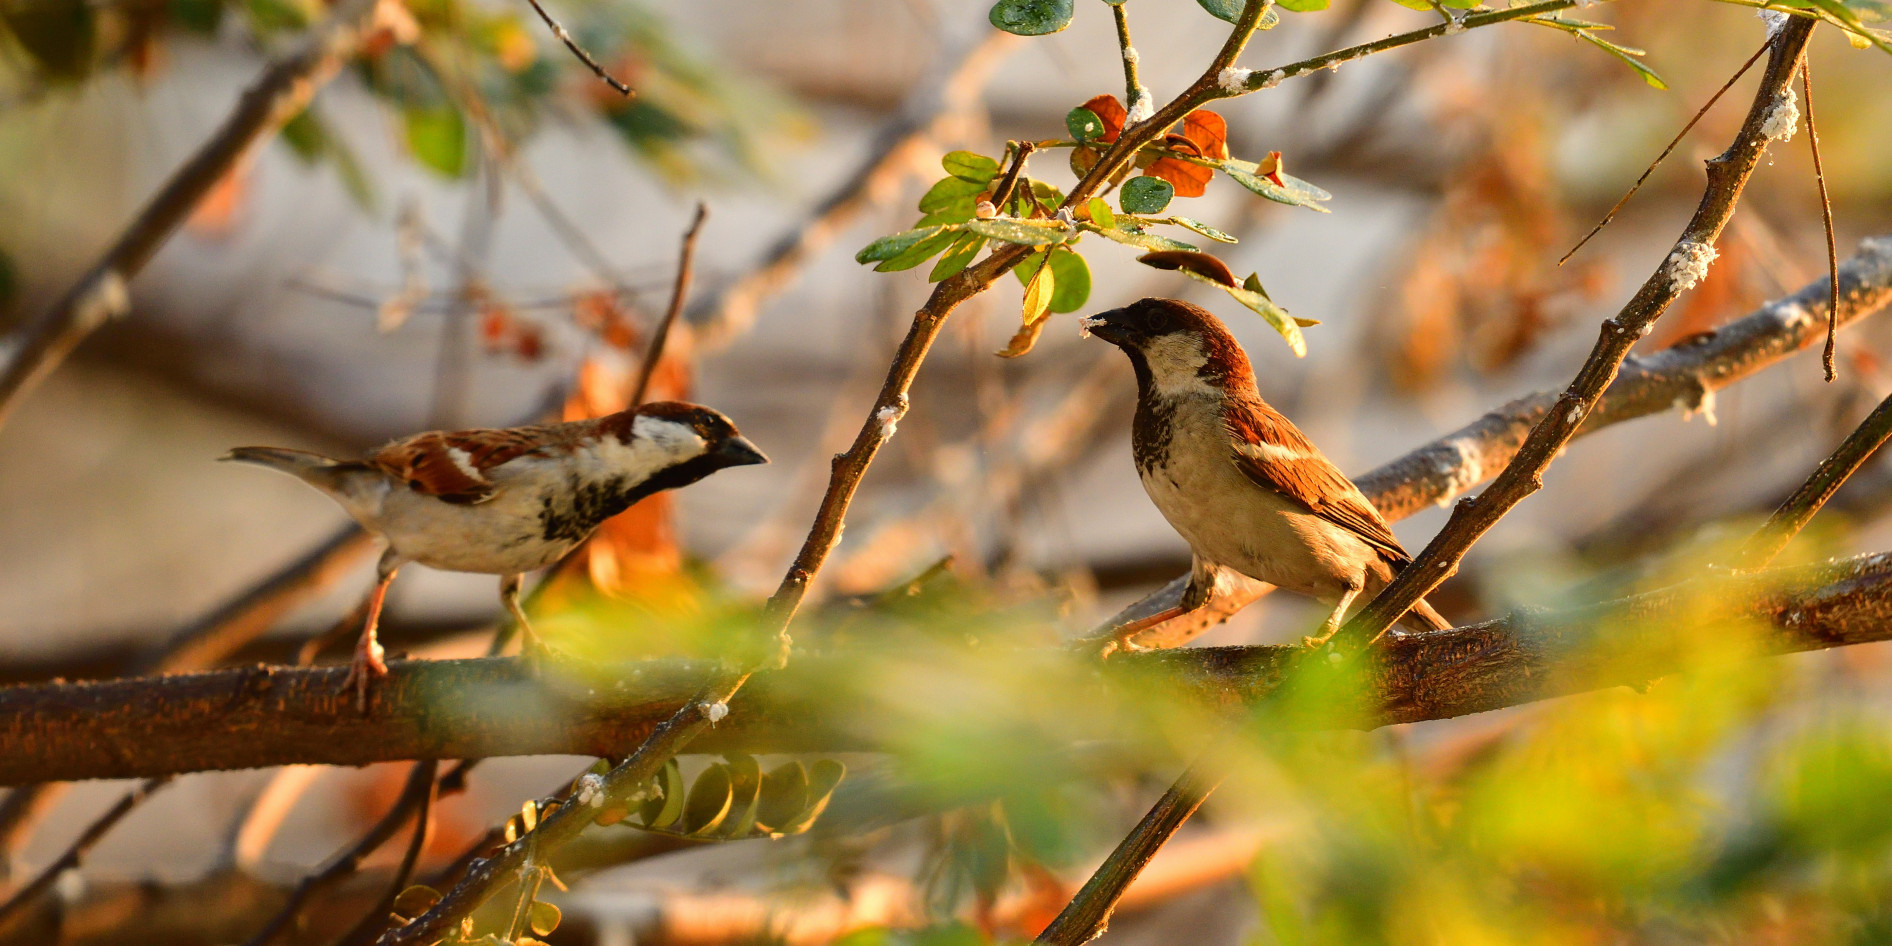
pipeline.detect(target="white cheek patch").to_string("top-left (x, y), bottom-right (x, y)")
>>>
top-left (629, 415), bottom-right (708, 467)
top-left (1143, 334), bottom-right (1217, 397)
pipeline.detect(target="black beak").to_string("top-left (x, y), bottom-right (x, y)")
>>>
top-left (1079, 310), bottom-right (1128, 345)
top-left (715, 435), bottom-right (769, 467)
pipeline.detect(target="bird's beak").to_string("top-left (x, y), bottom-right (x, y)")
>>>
top-left (716, 435), bottom-right (769, 467)
top-left (1078, 310), bottom-right (1125, 344)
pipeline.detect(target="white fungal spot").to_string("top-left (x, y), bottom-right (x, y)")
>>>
top-left (1126, 87), bottom-right (1155, 123)
top-left (1759, 9), bottom-right (1789, 36)
top-left (1217, 66), bottom-right (1253, 92)
top-left (1759, 87), bottom-right (1799, 143)
top-left (1121, 45), bottom-right (1139, 65)
top-left (577, 773), bottom-right (605, 807)
top-left (1566, 405), bottom-right (1584, 424)
top-left (1638, 322), bottom-right (1654, 337)
top-left (1777, 301), bottom-right (1814, 330)
top-left (75, 270), bottom-right (130, 331)
top-left (1261, 69), bottom-right (1285, 89)
top-left (1664, 240), bottom-right (1719, 292)
top-left (700, 701), bottom-right (729, 723)
top-left (1435, 438), bottom-right (1483, 507)
top-left (1442, 10), bottom-right (1467, 34)
top-left (875, 406), bottom-right (900, 439)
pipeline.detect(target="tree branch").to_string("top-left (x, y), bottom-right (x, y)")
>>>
top-left (630, 202), bottom-right (707, 406)
top-left (0, 0), bottom-right (383, 431)
top-left (9, 550), bottom-right (1892, 784)
top-left (1738, 391), bottom-right (1892, 568)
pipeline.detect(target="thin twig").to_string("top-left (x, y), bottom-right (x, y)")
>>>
top-left (631, 203), bottom-right (708, 406)
top-left (1738, 391), bottom-right (1892, 569)
top-left (242, 761), bottom-right (449, 946)
top-left (522, 0), bottom-right (633, 97)
top-left (0, 777), bottom-right (170, 931)
top-left (1803, 55), bottom-right (1840, 381)
top-left (331, 760), bottom-right (441, 946)
top-left (1332, 18), bottom-right (1817, 650)
top-left (1035, 759), bottom-right (1224, 945)
top-left (1559, 39), bottom-right (1771, 266)
top-left (1110, 4), bottom-right (1146, 124)
top-left (0, 0), bottom-right (383, 432)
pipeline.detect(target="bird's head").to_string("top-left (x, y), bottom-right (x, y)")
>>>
top-left (611, 401), bottom-right (769, 476)
top-left (1079, 298), bottom-right (1254, 398)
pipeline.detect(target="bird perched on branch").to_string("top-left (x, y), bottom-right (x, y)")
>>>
top-left (224, 401), bottom-right (767, 706)
top-left (1081, 298), bottom-right (1450, 650)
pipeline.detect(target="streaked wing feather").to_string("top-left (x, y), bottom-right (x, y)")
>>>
top-left (368, 426), bottom-right (554, 504)
top-left (1224, 400), bottom-right (1410, 563)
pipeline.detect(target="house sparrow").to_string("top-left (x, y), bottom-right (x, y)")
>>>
top-left (224, 401), bottom-right (767, 705)
top-left (1081, 298), bottom-right (1451, 649)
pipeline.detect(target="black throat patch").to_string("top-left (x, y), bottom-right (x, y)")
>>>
top-left (536, 452), bottom-right (734, 543)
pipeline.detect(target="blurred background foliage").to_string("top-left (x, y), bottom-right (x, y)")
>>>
top-left (4, 0), bottom-right (1892, 944)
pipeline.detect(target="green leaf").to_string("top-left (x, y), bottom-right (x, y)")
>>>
top-left (279, 108), bottom-right (375, 212)
top-left (1164, 216), bottom-right (1239, 243)
top-left (168, 0), bottom-right (224, 33)
top-left (1195, 0), bottom-right (1281, 26)
top-left (1067, 107), bottom-right (1106, 143)
top-left (916, 206), bottom-right (977, 227)
top-left (719, 754), bottom-right (763, 839)
top-left (1081, 223), bottom-right (1197, 253)
top-left (942, 150), bottom-right (1001, 184)
top-left (966, 218), bottom-right (1071, 246)
top-left (682, 763), bottom-right (734, 836)
top-left (528, 901), bottom-right (562, 937)
top-left (1276, 0), bottom-right (1329, 9)
top-left (1019, 246), bottom-right (1093, 313)
top-left (919, 176), bottom-right (987, 213)
top-left (640, 758), bottom-right (687, 829)
top-left (1046, 248), bottom-right (1091, 313)
top-left (988, 0), bottom-right (1074, 35)
top-left (1120, 176), bottom-right (1174, 215)
top-left (930, 233), bottom-right (987, 282)
top-left (1574, 31), bottom-right (1668, 89)
top-left (754, 761), bottom-right (811, 834)
top-left (773, 760), bottom-right (846, 835)
top-left (1221, 161), bottom-right (1333, 212)
top-left (876, 228), bottom-right (961, 272)
top-left (1087, 198), bottom-right (1116, 230)
top-left (1022, 252), bottom-right (1056, 325)
top-left (1155, 264), bottom-right (1309, 356)
top-left (856, 225), bottom-right (948, 264)
top-left (403, 105), bottom-right (469, 178)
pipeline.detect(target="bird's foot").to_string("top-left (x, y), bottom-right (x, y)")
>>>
top-left (1301, 627), bottom-right (1340, 650)
top-left (338, 636), bottom-right (388, 712)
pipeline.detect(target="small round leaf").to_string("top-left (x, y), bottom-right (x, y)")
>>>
top-left (1120, 176), bottom-right (1174, 215)
top-left (988, 0), bottom-right (1074, 35)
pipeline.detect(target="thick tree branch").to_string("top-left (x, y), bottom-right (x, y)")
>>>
top-left (0, 0), bottom-right (383, 431)
top-left (7, 550), bottom-right (1892, 785)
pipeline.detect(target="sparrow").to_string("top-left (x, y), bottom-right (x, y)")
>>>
top-left (224, 401), bottom-right (767, 705)
top-left (1080, 298), bottom-right (1451, 649)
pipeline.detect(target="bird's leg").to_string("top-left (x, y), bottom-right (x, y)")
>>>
top-left (1082, 569), bottom-right (1215, 658)
top-left (1302, 578), bottom-right (1363, 649)
top-left (340, 551), bottom-right (401, 711)
top-left (501, 573), bottom-right (549, 665)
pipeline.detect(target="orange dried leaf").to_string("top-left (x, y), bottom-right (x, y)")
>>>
top-left (1162, 134), bottom-right (1202, 158)
top-left (1080, 94), bottom-right (1127, 143)
top-left (1259, 150), bottom-right (1285, 187)
top-left (1181, 110), bottom-right (1230, 161)
top-left (1137, 250), bottom-right (1238, 287)
top-left (1144, 158), bottom-right (1212, 198)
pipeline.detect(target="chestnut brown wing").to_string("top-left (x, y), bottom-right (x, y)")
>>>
top-left (367, 426), bottom-right (554, 504)
top-left (1223, 398), bottom-right (1410, 564)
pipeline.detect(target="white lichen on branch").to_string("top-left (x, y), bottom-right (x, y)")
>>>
top-left (699, 701), bottom-right (729, 723)
top-left (1436, 438), bottom-right (1484, 506)
top-left (1664, 241), bottom-right (1719, 292)
top-left (1217, 66), bottom-right (1253, 92)
top-left (1759, 87), bottom-right (1799, 142)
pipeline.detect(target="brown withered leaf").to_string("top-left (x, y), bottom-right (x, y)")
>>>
top-left (1181, 110), bottom-right (1230, 161)
top-left (1144, 158), bottom-right (1212, 197)
top-left (1136, 250), bottom-right (1237, 287)
top-left (996, 316), bottom-right (1048, 358)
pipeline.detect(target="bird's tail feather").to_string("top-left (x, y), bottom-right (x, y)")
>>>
top-left (221, 446), bottom-right (367, 496)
